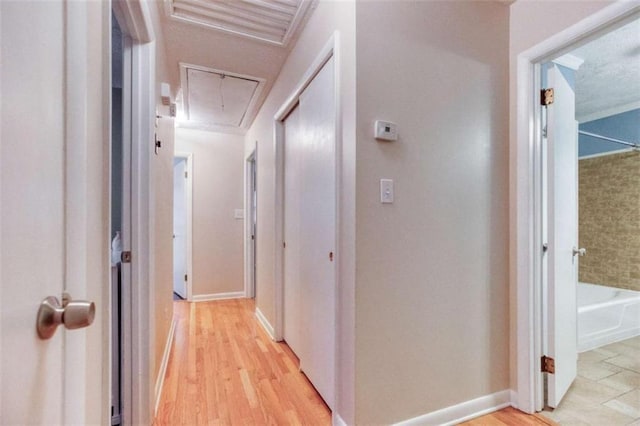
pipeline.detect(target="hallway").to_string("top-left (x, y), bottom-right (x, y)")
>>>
top-left (154, 299), bottom-right (331, 425)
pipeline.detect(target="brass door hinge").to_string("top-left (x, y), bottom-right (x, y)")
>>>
top-left (541, 355), bottom-right (555, 374)
top-left (541, 88), bottom-right (554, 106)
top-left (184, 274), bottom-right (188, 282)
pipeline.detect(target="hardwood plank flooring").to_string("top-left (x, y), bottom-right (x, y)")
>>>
top-left (459, 407), bottom-right (558, 426)
top-left (155, 299), bottom-right (557, 425)
top-left (154, 299), bottom-right (331, 425)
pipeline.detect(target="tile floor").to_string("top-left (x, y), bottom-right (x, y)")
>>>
top-left (541, 336), bottom-right (640, 425)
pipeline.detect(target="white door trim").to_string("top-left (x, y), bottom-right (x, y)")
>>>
top-left (273, 31), bottom-right (341, 406)
top-left (112, 0), bottom-right (156, 423)
top-left (245, 146), bottom-right (257, 299)
top-left (63, 2), bottom-right (110, 423)
top-left (513, 2), bottom-right (640, 413)
top-left (174, 152), bottom-right (194, 301)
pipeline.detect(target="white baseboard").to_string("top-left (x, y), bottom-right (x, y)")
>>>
top-left (255, 307), bottom-right (276, 340)
top-left (192, 291), bottom-right (245, 302)
top-left (394, 390), bottom-right (512, 426)
top-left (154, 317), bottom-right (177, 416)
top-left (509, 390), bottom-right (518, 409)
top-left (333, 412), bottom-right (348, 426)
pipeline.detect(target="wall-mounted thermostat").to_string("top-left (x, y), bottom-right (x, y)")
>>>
top-left (374, 120), bottom-right (398, 141)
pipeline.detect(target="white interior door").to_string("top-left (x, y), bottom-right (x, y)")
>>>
top-left (1, 1), bottom-right (107, 424)
top-left (545, 62), bottom-right (579, 407)
top-left (250, 155), bottom-right (257, 298)
top-left (245, 151), bottom-right (258, 299)
top-left (1, 3), bottom-right (65, 422)
top-left (284, 106), bottom-right (305, 361)
top-left (298, 56), bottom-right (336, 409)
top-left (173, 158), bottom-right (187, 299)
top-left (282, 57), bottom-right (336, 409)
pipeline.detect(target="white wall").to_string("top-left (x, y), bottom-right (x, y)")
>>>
top-left (247, 1), bottom-right (512, 422)
top-left (354, 2), bottom-right (510, 423)
top-left (244, 1), bottom-right (356, 422)
top-left (151, 117), bottom-right (175, 394)
top-left (508, 0), bottom-right (615, 395)
top-left (175, 128), bottom-right (245, 297)
top-left (146, 0), bottom-right (177, 409)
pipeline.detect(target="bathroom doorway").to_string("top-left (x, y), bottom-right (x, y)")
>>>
top-left (539, 17), bottom-right (640, 424)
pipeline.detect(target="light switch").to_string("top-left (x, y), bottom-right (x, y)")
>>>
top-left (234, 209), bottom-right (244, 219)
top-left (380, 179), bottom-right (394, 204)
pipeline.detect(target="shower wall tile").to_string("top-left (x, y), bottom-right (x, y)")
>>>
top-left (579, 151), bottom-right (640, 291)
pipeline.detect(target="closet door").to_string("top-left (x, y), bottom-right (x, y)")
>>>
top-left (282, 56), bottom-right (336, 409)
top-left (297, 56), bottom-right (336, 409)
top-left (283, 106), bottom-right (306, 361)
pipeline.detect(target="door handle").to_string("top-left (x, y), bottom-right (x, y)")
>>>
top-left (572, 247), bottom-right (586, 257)
top-left (36, 293), bottom-right (95, 339)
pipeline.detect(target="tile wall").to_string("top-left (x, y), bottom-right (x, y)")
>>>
top-left (579, 151), bottom-right (640, 292)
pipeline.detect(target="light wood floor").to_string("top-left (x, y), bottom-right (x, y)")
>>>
top-left (154, 298), bottom-right (555, 425)
top-left (459, 407), bottom-right (557, 425)
top-left (154, 299), bottom-right (331, 425)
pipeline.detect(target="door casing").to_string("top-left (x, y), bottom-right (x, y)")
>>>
top-left (112, 0), bottom-right (157, 423)
top-left (513, 2), bottom-right (640, 414)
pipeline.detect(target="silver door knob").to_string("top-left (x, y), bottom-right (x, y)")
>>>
top-left (572, 247), bottom-right (586, 257)
top-left (36, 293), bottom-right (95, 339)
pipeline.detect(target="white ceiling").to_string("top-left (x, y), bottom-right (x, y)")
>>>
top-left (154, 0), bottom-right (316, 131)
top-left (166, 0), bottom-right (313, 46)
top-left (572, 18), bottom-right (640, 122)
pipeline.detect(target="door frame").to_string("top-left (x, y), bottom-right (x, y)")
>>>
top-left (174, 152), bottom-right (194, 301)
top-left (513, 2), bottom-right (640, 413)
top-left (245, 147), bottom-right (258, 299)
top-left (112, 0), bottom-right (156, 424)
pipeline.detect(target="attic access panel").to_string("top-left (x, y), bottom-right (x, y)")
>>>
top-left (166, 0), bottom-right (314, 46)
top-left (183, 65), bottom-right (262, 128)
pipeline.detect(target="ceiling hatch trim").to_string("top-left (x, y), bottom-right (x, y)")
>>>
top-left (178, 62), bottom-right (266, 132)
top-left (165, 0), bottom-right (315, 46)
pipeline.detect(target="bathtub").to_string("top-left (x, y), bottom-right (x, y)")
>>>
top-left (578, 282), bottom-right (640, 353)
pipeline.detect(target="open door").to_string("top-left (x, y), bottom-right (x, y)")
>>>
top-left (544, 62), bottom-right (579, 407)
top-left (247, 151), bottom-right (257, 299)
top-left (173, 157), bottom-right (188, 299)
top-left (1, 1), bottom-right (108, 424)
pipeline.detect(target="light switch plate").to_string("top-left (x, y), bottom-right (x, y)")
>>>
top-left (380, 179), bottom-right (394, 203)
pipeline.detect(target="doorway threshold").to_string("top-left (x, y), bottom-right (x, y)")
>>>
top-left (540, 336), bottom-right (640, 425)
